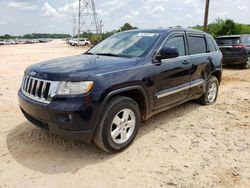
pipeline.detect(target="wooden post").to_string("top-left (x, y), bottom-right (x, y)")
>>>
top-left (203, 0), bottom-right (210, 32)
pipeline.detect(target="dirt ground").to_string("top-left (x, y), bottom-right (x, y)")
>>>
top-left (0, 40), bottom-right (249, 188)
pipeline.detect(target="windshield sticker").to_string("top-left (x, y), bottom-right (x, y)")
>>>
top-left (137, 33), bottom-right (158, 37)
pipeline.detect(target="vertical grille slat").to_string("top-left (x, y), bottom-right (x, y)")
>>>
top-left (41, 81), bottom-right (46, 99)
top-left (22, 76), bottom-right (26, 90)
top-left (26, 77), bottom-right (31, 92)
top-left (24, 76), bottom-right (28, 91)
top-left (21, 75), bottom-right (55, 104)
top-left (28, 79), bottom-right (33, 93)
top-left (30, 79), bottom-right (35, 96)
top-left (35, 80), bottom-right (40, 97)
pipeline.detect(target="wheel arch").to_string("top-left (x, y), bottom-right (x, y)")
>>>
top-left (99, 86), bottom-right (150, 122)
top-left (211, 70), bottom-right (222, 84)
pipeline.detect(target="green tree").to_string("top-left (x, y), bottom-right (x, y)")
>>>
top-left (90, 35), bottom-right (103, 45)
top-left (118, 23), bottom-right (138, 32)
top-left (217, 19), bottom-right (237, 35)
top-left (190, 18), bottom-right (250, 37)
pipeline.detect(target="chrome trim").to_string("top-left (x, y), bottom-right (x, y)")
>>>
top-left (21, 76), bottom-right (59, 104)
top-left (35, 80), bottom-right (40, 97)
top-left (156, 79), bottom-right (204, 99)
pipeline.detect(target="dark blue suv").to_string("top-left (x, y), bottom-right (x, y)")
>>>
top-left (18, 28), bottom-right (223, 153)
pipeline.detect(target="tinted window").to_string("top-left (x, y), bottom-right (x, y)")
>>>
top-left (164, 36), bottom-right (186, 56)
top-left (207, 38), bottom-right (217, 52)
top-left (241, 36), bottom-right (250, 45)
top-left (188, 36), bottom-right (206, 55)
top-left (216, 37), bottom-right (240, 46)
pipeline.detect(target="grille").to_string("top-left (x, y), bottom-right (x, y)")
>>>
top-left (21, 76), bottom-right (58, 104)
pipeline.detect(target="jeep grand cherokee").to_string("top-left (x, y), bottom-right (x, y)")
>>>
top-left (216, 35), bottom-right (250, 69)
top-left (18, 28), bottom-right (223, 153)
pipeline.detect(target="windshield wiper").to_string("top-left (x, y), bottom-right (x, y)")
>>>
top-left (96, 53), bottom-right (119, 57)
top-left (85, 52), bottom-right (94, 55)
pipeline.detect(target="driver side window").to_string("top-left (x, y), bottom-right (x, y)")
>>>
top-left (163, 35), bottom-right (186, 56)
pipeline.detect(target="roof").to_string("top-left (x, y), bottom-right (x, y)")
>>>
top-left (124, 28), bottom-right (206, 34)
top-left (216, 34), bottom-right (250, 39)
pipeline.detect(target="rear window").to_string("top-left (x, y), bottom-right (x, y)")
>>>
top-left (216, 37), bottom-right (240, 46)
top-left (241, 36), bottom-right (250, 45)
top-left (188, 36), bottom-right (207, 55)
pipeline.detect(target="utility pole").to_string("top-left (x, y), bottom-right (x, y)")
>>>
top-left (77, 0), bottom-right (101, 44)
top-left (78, 0), bottom-right (81, 45)
top-left (72, 15), bottom-right (77, 38)
top-left (100, 20), bottom-right (104, 34)
top-left (203, 0), bottom-right (210, 32)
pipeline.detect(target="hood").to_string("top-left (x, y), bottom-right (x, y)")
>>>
top-left (26, 54), bottom-right (138, 81)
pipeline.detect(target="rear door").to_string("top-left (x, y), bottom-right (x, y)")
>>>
top-left (153, 32), bottom-right (192, 109)
top-left (187, 33), bottom-right (210, 98)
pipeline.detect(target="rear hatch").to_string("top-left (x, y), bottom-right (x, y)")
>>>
top-left (216, 36), bottom-right (246, 58)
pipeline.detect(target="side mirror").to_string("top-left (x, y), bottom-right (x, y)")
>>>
top-left (157, 47), bottom-right (179, 60)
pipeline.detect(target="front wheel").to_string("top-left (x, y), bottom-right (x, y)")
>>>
top-left (93, 96), bottom-right (141, 153)
top-left (243, 56), bottom-right (250, 69)
top-left (197, 76), bottom-right (219, 105)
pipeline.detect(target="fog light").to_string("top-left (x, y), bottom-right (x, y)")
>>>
top-left (56, 114), bottom-right (72, 123)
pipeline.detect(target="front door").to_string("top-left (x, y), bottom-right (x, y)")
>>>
top-left (153, 32), bottom-right (192, 110)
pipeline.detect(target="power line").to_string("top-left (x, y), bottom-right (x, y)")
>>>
top-left (77, 0), bottom-right (102, 43)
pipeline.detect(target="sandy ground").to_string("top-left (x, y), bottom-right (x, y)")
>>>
top-left (0, 40), bottom-right (250, 188)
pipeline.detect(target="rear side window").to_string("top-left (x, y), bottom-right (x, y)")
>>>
top-left (207, 38), bottom-right (217, 52)
top-left (163, 36), bottom-right (186, 56)
top-left (188, 36), bottom-right (207, 55)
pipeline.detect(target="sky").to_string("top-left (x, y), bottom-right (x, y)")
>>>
top-left (0, 0), bottom-right (249, 35)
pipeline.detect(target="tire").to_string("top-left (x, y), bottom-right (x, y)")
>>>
top-left (242, 56), bottom-right (250, 69)
top-left (93, 96), bottom-right (141, 153)
top-left (197, 76), bottom-right (219, 105)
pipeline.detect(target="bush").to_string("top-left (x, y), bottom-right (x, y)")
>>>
top-left (90, 35), bottom-right (103, 45)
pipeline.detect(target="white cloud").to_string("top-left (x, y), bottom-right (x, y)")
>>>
top-left (184, 14), bottom-right (192, 18)
top-left (0, 21), bottom-right (7, 25)
top-left (97, 9), bottom-right (109, 16)
top-left (123, 10), bottom-right (139, 20)
top-left (59, 1), bottom-right (78, 13)
top-left (238, 5), bottom-right (247, 10)
top-left (153, 5), bottom-right (165, 12)
top-left (42, 2), bottom-right (60, 17)
top-left (7, 1), bottom-right (37, 10)
top-left (216, 11), bottom-right (228, 16)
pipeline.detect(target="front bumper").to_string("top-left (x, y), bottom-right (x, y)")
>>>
top-left (18, 90), bottom-right (102, 143)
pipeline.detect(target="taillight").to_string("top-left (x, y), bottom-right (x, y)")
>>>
top-left (233, 45), bottom-right (246, 49)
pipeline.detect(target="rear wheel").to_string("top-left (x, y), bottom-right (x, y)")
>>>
top-left (93, 96), bottom-right (141, 153)
top-left (197, 76), bottom-right (219, 105)
top-left (243, 56), bottom-right (250, 69)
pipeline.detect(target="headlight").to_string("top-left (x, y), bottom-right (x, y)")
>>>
top-left (56, 81), bottom-right (94, 95)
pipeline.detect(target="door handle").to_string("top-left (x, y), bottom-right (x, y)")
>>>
top-left (182, 60), bottom-right (191, 65)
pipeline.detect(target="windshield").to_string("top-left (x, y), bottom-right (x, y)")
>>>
top-left (216, 37), bottom-right (240, 46)
top-left (241, 36), bottom-right (250, 45)
top-left (88, 31), bottom-right (161, 58)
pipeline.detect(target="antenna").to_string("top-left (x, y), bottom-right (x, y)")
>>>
top-left (77, 0), bottom-right (102, 43)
